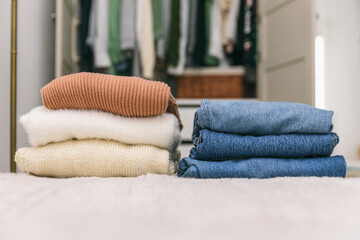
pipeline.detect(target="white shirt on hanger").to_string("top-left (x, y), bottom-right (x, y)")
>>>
top-left (86, 0), bottom-right (111, 68)
top-left (168, 0), bottom-right (190, 75)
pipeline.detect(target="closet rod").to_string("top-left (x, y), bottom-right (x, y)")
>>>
top-left (10, 0), bottom-right (17, 172)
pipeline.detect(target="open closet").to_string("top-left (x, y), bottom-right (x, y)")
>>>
top-left (55, 0), bottom-right (257, 97)
top-left (54, 0), bottom-right (316, 155)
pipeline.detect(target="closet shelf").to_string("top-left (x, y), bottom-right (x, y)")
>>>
top-left (173, 66), bottom-right (245, 76)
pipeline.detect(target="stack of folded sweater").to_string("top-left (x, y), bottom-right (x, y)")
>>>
top-left (178, 100), bottom-right (346, 178)
top-left (15, 72), bottom-right (183, 178)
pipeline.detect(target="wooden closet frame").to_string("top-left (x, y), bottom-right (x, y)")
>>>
top-left (10, 0), bottom-right (17, 172)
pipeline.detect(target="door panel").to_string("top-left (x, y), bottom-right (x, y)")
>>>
top-left (267, 60), bottom-right (307, 102)
top-left (258, 0), bottom-right (315, 105)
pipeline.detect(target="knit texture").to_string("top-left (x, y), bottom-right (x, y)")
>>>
top-left (40, 72), bottom-right (182, 129)
top-left (20, 106), bottom-right (181, 151)
top-left (15, 139), bottom-right (179, 178)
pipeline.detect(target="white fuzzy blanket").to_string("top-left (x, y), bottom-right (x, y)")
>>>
top-left (20, 106), bottom-right (181, 151)
top-left (1, 173), bottom-right (360, 240)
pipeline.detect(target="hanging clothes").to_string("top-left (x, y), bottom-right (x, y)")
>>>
top-left (244, 0), bottom-right (257, 67)
top-left (152, 0), bottom-right (164, 40)
top-left (186, 0), bottom-right (198, 66)
top-left (81, 0), bottom-right (253, 78)
top-left (86, 1), bottom-right (96, 53)
top-left (228, 0), bottom-right (244, 65)
top-left (86, 0), bottom-right (111, 68)
top-left (193, 0), bottom-right (206, 66)
top-left (132, 42), bottom-right (142, 77)
top-left (79, 0), bottom-right (93, 72)
top-left (209, 0), bottom-right (226, 66)
top-left (243, 0), bottom-right (257, 84)
top-left (140, 0), bottom-right (156, 79)
top-left (205, 0), bottom-right (218, 66)
top-left (167, 0), bottom-right (181, 67)
top-left (133, 0), bottom-right (143, 77)
top-left (229, 0), bottom-right (256, 96)
top-left (108, 0), bottom-right (126, 75)
top-left (157, 0), bottom-right (171, 60)
top-left (224, 0), bottom-right (241, 54)
top-left (217, 0), bottom-right (232, 44)
top-left (168, 0), bottom-right (190, 75)
top-left (121, 0), bottom-right (136, 50)
top-left (232, 0), bottom-right (256, 66)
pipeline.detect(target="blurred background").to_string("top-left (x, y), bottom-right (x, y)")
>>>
top-left (0, 0), bottom-right (359, 172)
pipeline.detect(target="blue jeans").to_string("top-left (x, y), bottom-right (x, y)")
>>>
top-left (193, 100), bottom-right (334, 138)
top-left (177, 155), bottom-right (346, 179)
top-left (190, 129), bottom-right (339, 160)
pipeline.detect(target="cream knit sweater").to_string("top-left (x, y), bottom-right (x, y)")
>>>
top-left (15, 139), bottom-right (179, 178)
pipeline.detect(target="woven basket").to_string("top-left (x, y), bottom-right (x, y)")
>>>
top-left (176, 72), bottom-right (244, 98)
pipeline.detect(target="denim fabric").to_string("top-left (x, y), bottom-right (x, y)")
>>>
top-left (193, 100), bottom-right (334, 137)
top-left (190, 129), bottom-right (339, 160)
top-left (177, 155), bottom-right (346, 179)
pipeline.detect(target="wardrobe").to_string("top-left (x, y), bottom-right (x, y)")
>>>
top-left (54, 0), bottom-right (317, 156)
top-left (55, 0), bottom-right (257, 92)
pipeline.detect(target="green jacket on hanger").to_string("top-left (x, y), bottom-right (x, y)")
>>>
top-left (167, 0), bottom-right (181, 67)
top-left (152, 0), bottom-right (164, 40)
top-left (108, 0), bottom-right (125, 75)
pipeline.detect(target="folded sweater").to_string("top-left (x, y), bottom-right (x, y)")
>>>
top-left (193, 100), bottom-right (333, 137)
top-left (15, 139), bottom-right (180, 178)
top-left (191, 129), bottom-right (339, 160)
top-left (20, 106), bottom-right (181, 151)
top-left (40, 72), bottom-right (183, 129)
top-left (178, 156), bottom-right (346, 179)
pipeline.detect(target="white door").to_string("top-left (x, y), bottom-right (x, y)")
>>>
top-left (257, 0), bottom-right (315, 105)
top-left (55, 0), bottom-right (80, 78)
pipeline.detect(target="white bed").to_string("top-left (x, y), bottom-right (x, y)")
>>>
top-left (1, 173), bottom-right (360, 240)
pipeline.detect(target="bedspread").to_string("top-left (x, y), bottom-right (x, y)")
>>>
top-left (1, 173), bottom-right (360, 240)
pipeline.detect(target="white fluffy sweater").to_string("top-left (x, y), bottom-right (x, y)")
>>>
top-left (20, 106), bottom-right (181, 151)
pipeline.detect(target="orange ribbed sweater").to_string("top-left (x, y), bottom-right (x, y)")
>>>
top-left (41, 72), bottom-right (182, 129)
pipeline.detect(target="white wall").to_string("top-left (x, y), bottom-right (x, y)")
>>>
top-left (317, 0), bottom-right (360, 161)
top-left (0, 1), bottom-right (11, 172)
top-left (0, 0), bottom-right (55, 172)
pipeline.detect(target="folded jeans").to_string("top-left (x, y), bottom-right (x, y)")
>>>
top-left (193, 100), bottom-right (334, 137)
top-left (191, 129), bottom-right (339, 160)
top-left (178, 156), bottom-right (346, 179)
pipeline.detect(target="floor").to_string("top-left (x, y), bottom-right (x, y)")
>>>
top-left (1, 173), bottom-right (360, 240)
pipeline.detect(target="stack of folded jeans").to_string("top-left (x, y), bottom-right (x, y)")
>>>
top-left (178, 100), bottom-right (346, 179)
top-left (15, 72), bottom-right (182, 178)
